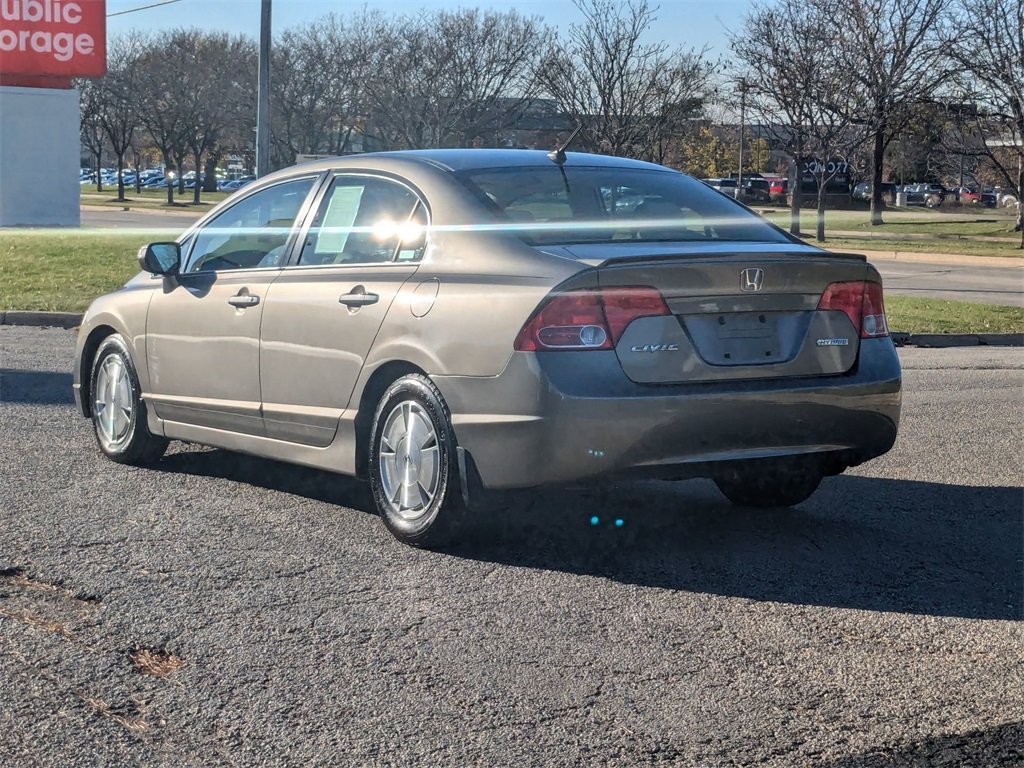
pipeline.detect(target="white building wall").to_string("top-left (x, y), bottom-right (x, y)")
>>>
top-left (0, 86), bottom-right (80, 226)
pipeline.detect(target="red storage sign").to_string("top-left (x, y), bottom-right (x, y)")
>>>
top-left (0, 0), bottom-right (106, 77)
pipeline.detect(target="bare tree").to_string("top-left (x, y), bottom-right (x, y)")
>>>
top-left (537, 0), bottom-right (714, 160)
top-left (77, 78), bottom-right (106, 193)
top-left (431, 8), bottom-right (553, 147)
top-left (93, 34), bottom-right (147, 201)
top-left (351, 8), bottom-right (551, 151)
top-left (171, 31), bottom-right (257, 202)
top-left (732, 0), bottom-right (867, 239)
top-left (356, 10), bottom-right (449, 150)
top-left (135, 32), bottom-right (193, 204)
top-left (944, 0), bottom-right (1023, 242)
top-left (271, 16), bottom-right (366, 166)
top-left (835, 0), bottom-right (949, 225)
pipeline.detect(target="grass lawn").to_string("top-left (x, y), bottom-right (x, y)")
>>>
top-left (80, 187), bottom-right (228, 211)
top-left (885, 296), bottom-right (1024, 334)
top-left (762, 207), bottom-right (1021, 240)
top-left (821, 237), bottom-right (1023, 259)
top-left (0, 230), bottom-right (147, 312)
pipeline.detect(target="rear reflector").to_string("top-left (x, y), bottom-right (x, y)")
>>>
top-left (817, 281), bottom-right (889, 338)
top-left (514, 287), bottom-right (669, 351)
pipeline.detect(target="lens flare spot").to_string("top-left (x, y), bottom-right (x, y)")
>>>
top-left (372, 219), bottom-right (398, 241)
top-left (399, 221), bottom-right (424, 243)
top-left (615, 518), bottom-right (624, 527)
top-left (590, 516), bottom-right (600, 526)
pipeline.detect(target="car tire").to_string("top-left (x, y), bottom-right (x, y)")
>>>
top-left (925, 195), bottom-right (940, 209)
top-left (89, 335), bottom-right (168, 465)
top-left (714, 457), bottom-right (824, 508)
top-left (368, 374), bottom-right (466, 548)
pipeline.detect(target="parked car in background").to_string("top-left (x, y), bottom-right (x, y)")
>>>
top-left (953, 186), bottom-right (981, 204)
top-left (702, 177), bottom-right (739, 198)
top-left (902, 183), bottom-right (947, 208)
top-left (980, 187), bottom-right (1006, 208)
top-left (740, 177), bottom-right (771, 204)
top-left (852, 181), bottom-right (898, 205)
top-left (766, 177), bottom-right (787, 202)
top-left (699, 177), bottom-right (769, 204)
top-left (73, 149), bottom-right (901, 548)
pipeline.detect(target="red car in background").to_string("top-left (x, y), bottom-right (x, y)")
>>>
top-left (955, 187), bottom-right (981, 204)
top-left (766, 177), bottom-right (787, 202)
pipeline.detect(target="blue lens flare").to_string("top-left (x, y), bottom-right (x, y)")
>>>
top-left (590, 516), bottom-right (600, 526)
top-left (615, 518), bottom-right (624, 527)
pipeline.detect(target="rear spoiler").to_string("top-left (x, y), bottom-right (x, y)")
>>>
top-left (598, 250), bottom-right (868, 268)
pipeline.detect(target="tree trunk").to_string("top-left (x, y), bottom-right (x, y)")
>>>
top-left (1017, 159), bottom-right (1023, 248)
top-left (95, 152), bottom-right (103, 193)
top-left (192, 148), bottom-right (202, 205)
top-left (175, 151), bottom-right (187, 194)
top-left (788, 155), bottom-right (800, 236)
top-left (816, 184), bottom-right (826, 242)
top-left (869, 128), bottom-right (885, 226)
top-left (203, 155), bottom-right (219, 193)
top-left (116, 153), bottom-right (126, 201)
top-left (134, 148), bottom-right (142, 195)
top-left (163, 151), bottom-right (174, 205)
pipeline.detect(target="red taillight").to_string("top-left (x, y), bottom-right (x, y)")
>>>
top-left (514, 286), bottom-right (670, 351)
top-left (817, 281), bottom-right (888, 338)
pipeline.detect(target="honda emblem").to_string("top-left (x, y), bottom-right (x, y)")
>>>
top-left (740, 267), bottom-right (764, 292)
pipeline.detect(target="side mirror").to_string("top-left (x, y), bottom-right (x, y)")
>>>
top-left (138, 242), bottom-right (181, 275)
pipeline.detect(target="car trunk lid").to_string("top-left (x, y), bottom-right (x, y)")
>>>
top-left (554, 245), bottom-right (869, 384)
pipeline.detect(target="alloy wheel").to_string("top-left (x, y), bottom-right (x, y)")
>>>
top-left (378, 401), bottom-right (441, 521)
top-left (94, 354), bottom-right (133, 445)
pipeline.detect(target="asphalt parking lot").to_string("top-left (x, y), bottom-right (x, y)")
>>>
top-left (1, 327), bottom-right (1022, 767)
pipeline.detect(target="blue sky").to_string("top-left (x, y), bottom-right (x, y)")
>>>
top-left (106, 0), bottom-right (750, 55)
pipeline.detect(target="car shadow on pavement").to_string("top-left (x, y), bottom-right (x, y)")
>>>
top-left (0, 369), bottom-right (74, 405)
top-left (824, 719), bottom-right (1023, 767)
top-left (149, 448), bottom-right (1021, 622)
top-left (155, 447), bottom-right (377, 513)
top-left (450, 475), bottom-right (1023, 622)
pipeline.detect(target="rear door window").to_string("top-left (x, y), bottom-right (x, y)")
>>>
top-left (299, 176), bottom-right (426, 265)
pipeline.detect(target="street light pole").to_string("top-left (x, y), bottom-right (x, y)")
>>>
top-left (256, 0), bottom-right (272, 177)
top-left (737, 78), bottom-right (748, 201)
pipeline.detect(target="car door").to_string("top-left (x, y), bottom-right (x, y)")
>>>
top-left (258, 174), bottom-right (426, 446)
top-left (145, 175), bottom-right (321, 436)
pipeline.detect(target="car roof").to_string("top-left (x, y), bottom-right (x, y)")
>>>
top-left (286, 149), bottom-right (678, 176)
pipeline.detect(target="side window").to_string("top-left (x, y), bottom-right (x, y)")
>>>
top-left (184, 177), bottom-right (317, 273)
top-left (299, 176), bottom-right (425, 266)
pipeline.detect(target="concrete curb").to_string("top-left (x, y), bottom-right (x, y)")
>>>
top-left (80, 204), bottom-right (206, 218)
top-left (0, 311), bottom-right (82, 329)
top-left (849, 249), bottom-right (1023, 268)
top-left (890, 332), bottom-right (1023, 348)
top-left (2, 311), bottom-right (1021, 347)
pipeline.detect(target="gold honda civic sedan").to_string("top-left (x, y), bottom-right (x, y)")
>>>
top-left (73, 150), bottom-right (901, 547)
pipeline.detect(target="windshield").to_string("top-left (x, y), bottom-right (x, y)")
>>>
top-left (454, 166), bottom-right (795, 247)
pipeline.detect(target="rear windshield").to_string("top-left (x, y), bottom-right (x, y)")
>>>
top-left (455, 166), bottom-right (794, 247)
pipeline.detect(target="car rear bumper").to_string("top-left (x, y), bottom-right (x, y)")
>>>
top-left (434, 337), bottom-right (901, 490)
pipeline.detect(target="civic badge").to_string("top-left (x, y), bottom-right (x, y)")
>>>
top-left (740, 267), bottom-right (764, 292)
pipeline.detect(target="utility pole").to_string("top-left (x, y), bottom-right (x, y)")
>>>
top-left (737, 78), bottom-right (748, 201)
top-left (256, 0), bottom-right (272, 177)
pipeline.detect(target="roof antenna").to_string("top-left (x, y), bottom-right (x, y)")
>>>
top-left (547, 125), bottom-right (583, 165)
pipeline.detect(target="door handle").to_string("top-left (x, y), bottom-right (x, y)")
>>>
top-left (228, 293), bottom-right (260, 308)
top-left (339, 291), bottom-right (379, 307)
